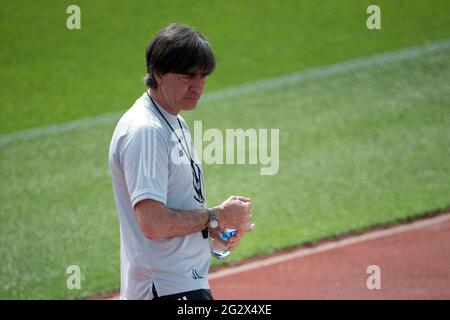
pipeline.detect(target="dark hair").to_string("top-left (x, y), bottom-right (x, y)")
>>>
top-left (144, 23), bottom-right (216, 89)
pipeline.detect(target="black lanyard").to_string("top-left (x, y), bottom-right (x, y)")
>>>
top-left (147, 93), bottom-right (205, 204)
top-left (147, 93), bottom-right (191, 160)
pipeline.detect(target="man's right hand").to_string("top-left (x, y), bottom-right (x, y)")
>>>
top-left (215, 195), bottom-right (252, 230)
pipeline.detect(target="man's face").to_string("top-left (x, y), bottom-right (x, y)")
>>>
top-left (155, 72), bottom-right (207, 114)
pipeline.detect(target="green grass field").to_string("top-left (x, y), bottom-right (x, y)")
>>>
top-left (1, 0), bottom-right (450, 134)
top-left (0, 0), bottom-right (449, 299)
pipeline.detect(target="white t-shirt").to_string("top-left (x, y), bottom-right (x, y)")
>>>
top-left (108, 92), bottom-right (211, 300)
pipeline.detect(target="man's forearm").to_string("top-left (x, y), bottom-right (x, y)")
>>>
top-left (135, 199), bottom-right (215, 239)
top-left (150, 207), bottom-right (210, 239)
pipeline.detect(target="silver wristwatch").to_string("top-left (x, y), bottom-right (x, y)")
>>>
top-left (207, 208), bottom-right (219, 229)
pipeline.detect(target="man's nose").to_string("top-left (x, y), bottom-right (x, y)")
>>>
top-left (190, 77), bottom-right (205, 93)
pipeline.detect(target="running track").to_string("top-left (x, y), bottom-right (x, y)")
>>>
top-left (209, 212), bottom-right (450, 299)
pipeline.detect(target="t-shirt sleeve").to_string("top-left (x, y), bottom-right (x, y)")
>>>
top-left (120, 125), bottom-right (169, 208)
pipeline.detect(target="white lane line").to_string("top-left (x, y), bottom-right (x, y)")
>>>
top-left (0, 111), bottom-right (124, 147)
top-left (203, 38), bottom-right (450, 101)
top-left (1, 38), bottom-right (450, 148)
top-left (208, 213), bottom-right (450, 280)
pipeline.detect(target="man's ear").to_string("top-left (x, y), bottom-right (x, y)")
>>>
top-left (154, 72), bottom-right (163, 86)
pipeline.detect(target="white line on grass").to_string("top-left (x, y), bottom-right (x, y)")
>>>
top-left (1, 38), bottom-right (450, 147)
top-left (208, 212), bottom-right (450, 280)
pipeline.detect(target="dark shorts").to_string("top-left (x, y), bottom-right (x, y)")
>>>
top-left (152, 284), bottom-right (213, 300)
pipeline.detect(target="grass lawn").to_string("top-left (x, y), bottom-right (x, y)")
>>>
top-left (1, 0), bottom-right (449, 133)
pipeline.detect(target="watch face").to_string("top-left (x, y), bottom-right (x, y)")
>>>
top-left (210, 219), bottom-right (218, 229)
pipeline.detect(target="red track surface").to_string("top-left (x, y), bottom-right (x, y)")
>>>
top-left (209, 213), bottom-right (450, 300)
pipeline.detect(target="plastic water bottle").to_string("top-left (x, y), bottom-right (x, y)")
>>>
top-left (211, 229), bottom-right (238, 260)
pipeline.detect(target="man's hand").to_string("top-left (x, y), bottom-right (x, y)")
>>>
top-left (213, 195), bottom-right (255, 251)
top-left (215, 195), bottom-right (253, 230)
top-left (209, 223), bottom-right (256, 251)
top-left (225, 223), bottom-right (256, 251)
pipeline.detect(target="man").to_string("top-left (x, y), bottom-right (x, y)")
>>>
top-left (108, 23), bottom-right (253, 300)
